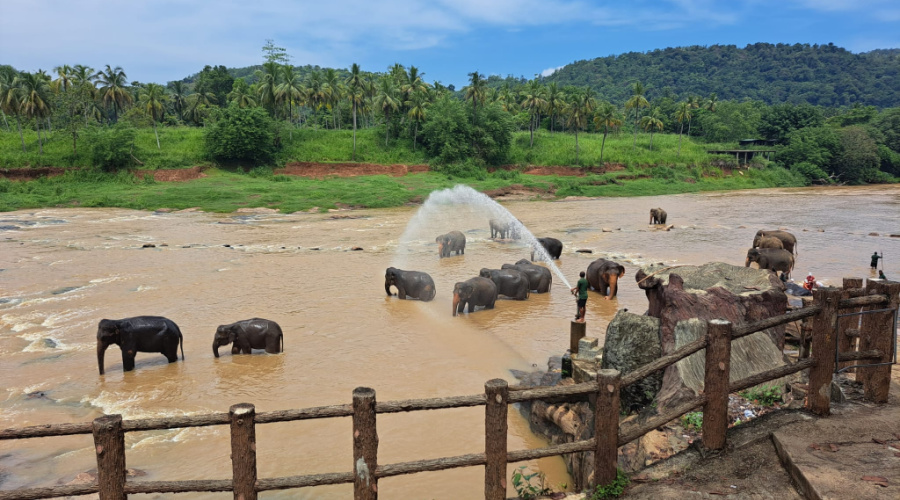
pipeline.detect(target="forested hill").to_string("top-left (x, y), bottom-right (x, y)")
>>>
top-left (543, 43), bottom-right (900, 108)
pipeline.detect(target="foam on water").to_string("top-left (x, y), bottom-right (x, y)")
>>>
top-left (394, 185), bottom-right (572, 288)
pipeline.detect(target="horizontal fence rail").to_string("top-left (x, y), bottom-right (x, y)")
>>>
top-left (1, 286), bottom-right (896, 500)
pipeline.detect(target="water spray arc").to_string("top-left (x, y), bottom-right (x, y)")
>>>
top-left (395, 185), bottom-right (572, 289)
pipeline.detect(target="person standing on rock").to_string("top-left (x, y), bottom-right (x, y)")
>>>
top-left (871, 251), bottom-right (882, 269)
top-left (572, 271), bottom-right (588, 323)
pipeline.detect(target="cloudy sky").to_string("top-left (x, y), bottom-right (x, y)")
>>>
top-left (2, 0), bottom-right (899, 87)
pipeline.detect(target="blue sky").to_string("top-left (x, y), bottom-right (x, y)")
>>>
top-left (2, 0), bottom-right (898, 87)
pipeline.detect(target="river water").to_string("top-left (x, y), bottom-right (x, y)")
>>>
top-left (1, 185), bottom-right (898, 498)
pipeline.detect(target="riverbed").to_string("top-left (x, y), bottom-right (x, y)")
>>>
top-left (1, 185), bottom-right (898, 498)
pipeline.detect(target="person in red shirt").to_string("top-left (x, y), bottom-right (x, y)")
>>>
top-left (803, 272), bottom-right (816, 291)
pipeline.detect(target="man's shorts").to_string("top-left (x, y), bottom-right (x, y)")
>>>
top-left (577, 298), bottom-right (587, 309)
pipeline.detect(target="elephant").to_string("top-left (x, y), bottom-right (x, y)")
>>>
top-left (586, 258), bottom-right (626, 299)
top-left (502, 259), bottom-right (552, 293)
top-left (746, 248), bottom-right (794, 278)
top-left (753, 230), bottom-right (797, 255)
top-left (756, 236), bottom-right (784, 250)
top-left (650, 208), bottom-right (668, 225)
top-left (531, 237), bottom-right (563, 261)
top-left (479, 268), bottom-right (529, 300)
top-left (385, 267), bottom-right (436, 301)
top-left (452, 277), bottom-right (498, 316)
top-left (213, 318), bottom-right (283, 357)
top-left (489, 219), bottom-right (510, 239)
top-left (96, 316), bottom-right (184, 375)
top-left (436, 231), bottom-right (466, 258)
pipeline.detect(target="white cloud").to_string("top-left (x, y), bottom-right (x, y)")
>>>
top-left (541, 66), bottom-right (565, 77)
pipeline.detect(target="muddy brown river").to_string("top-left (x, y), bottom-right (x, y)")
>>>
top-left (1, 185), bottom-right (898, 498)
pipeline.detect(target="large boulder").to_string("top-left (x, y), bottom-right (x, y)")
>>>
top-left (601, 310), bottom-right (662, 411)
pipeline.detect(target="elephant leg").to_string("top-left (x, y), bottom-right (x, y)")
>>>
top-left (265, 338), bottom-right (280, 354)
top-left (231, 345), bottom-right (240, 355)
top-left (397, 285), bottom-right (407, 299)
top-left (468, 303), bottom-right (475, 313)
top-left (122, 350), bottom-right (135, 372)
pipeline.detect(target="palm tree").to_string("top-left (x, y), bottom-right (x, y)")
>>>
top-left (406, 90), bottom-right (428, 149)
top-left (95, 65), bottom-right (132, 123)
top-left (0, 71), bottom-right (25, 150)
top-left (402, 66), bottom-right (429, 98)
top-left (496, 82), bottom-right (517, 114)
top-left (227, 78), bottom-right (257, 108)
top-left (545, 83), bottom-right (565, 132)
top-left (592, 102), bottom-right (622, 165)
top-left (184, 82), bottom-right (217, 126)
top-left (463, 71), bottom-right (487, 129)
top-left (18, 72), bottom-right (53, 154)
top-left (346, 63), bottom-right (365, 160)
top-left (257, 61), bottom-right (279, 116)
top-left (564, 87), bottom-right (596, 164)
top-left (705, 92), bottom-right (718, 112)
top-left (520, 79), bottom-right (546, 147)
top-left (674, 101), bottom-right (692, 157)
top-left (306, 71), bottom-right (325, 130)
top-left (324, 68), bottom-right (342, 129)
top-left (170, 81), bottom-right (187, 122)
top-left (625, 81), bottom-right (649, 151)
top-left (140, 83), bottom-right (167, 149)
top-left (52, 65), bottom-right (74, 93)
top-left (372, 75), bottom-right (400, 146)
top-left (640, 107), bottom-right (664, 151)
top-left (276, 66), bottom-right (303, 139)
top-left (686, 95), bottom-right (701, 136)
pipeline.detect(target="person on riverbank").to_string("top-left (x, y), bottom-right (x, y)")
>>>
top-left (572, 271), bottom-right (589, 323)
top-left (803, 272), bottom-right (816, 291)
top-left (871, 251), bottom-right (882, 269)
top-left (878, 270), bottom-right (887, 280)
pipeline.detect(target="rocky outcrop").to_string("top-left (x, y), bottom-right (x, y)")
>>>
top-left (601, 311), bottom-right (662, 411)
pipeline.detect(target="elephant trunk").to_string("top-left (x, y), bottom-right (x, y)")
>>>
top-left (452, 293), bottom-right (460, 317)
top-left (385, 281), bottom-right (393, 296)
top-left (97, 341), bottom-right (108, 375)
top-left (608, 273), bottom-right (619, 297)
top-left (438, 243), bottom-right (444, 257)
top-left (213, 340), bottom-right (220, 358)
top-left (745, 258), bottom-right (751, 267)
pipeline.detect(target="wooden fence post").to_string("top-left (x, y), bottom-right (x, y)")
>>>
top-left (230, 403), bottom-right (257, 500)
top-left (799, 296), bottom-right (814, 359)
top-left (353, 387), bottom-right (378, 500)
top-left (570, 320), bottom-right (586, 354)
top-left (838, 277), bottom-right (863, 370)
top-left (702, 319), bottom-right (732, 451)
top-left (593, 369), bottom-right (621, 488)
top-left (484, 379), bottom-right (508, 500)
top-left (859, 280), bottom-right (900, 403)
top-left (807, 287), bottom-right (841, 416)
top-left (93, 414), bottom-right (126, 500)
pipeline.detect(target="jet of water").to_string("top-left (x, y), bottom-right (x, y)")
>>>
top-left (394, 185), bottom-right (572, 289)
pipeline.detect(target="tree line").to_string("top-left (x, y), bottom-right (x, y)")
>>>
top-left (1, 40), bottom-right (899, 184)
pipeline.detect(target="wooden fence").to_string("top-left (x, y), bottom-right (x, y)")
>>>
top-left (1, 280), bottom-right (897, 500)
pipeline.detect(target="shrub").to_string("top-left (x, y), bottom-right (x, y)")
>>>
top-left (87, 124), bottom-right (138, 172)
top-left (204, 104), bottom-right (276, 166)
top-left (791, 161), bottom-right (829, 183)
top-left (511, 466), bottom-right (552, 500)
top-left (589, 468), bottom-right (630, 499)
top-left (739, 384), bottom-right (783, 406)
top-left (681, 411), bottom-right (703, 430)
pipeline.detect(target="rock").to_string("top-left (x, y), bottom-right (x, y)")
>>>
top-left (51, 286), bottom-right (80, 295)
top-left (223, 244), bottom-right (231, 248)
top-left (308, 207), bottom-right (320, 213)
top-left (817, 228), bottom-right (824, 232)
top-left (891, 234), bottom-right (900, 238)
top-left (141, 243), bottom-right (155, 248)
top-left (602, 228), bottom-right (613, 232)
top-left (41, 338), bottom-right (57, 349)
top-left (869, 232), bottom-right (879, 236)
top-left (309, 247), bottom-right (320, 251)
top-left (602, 311), bottom-right (662, 411)
top-left (236, 207), bottom-right (279, 213)
top-left (159, 243), bottom-right (168, 247)
top-left (350, 246), bottom-right (363, 251)
top-left (574, 337), bottom-right (600, 361)
top-left (576, 249), bottom-right (593, 254)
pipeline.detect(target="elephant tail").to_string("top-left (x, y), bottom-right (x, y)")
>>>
top-left (179, 334), bottom-right (185, 361)
top-left (426, 286), bottom-right (436, 302)
top-left (280, 333), bottom-right (284, 353)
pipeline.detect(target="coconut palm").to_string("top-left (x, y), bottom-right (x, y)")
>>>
top-left (402, 66), bottom-right (429, 99)
top-left (69, 65), bottom-right (98, 124)
top-left (306, 70), bottom-right (326, 130)
top-left (705, 92), bottom-right (718, 112)
top-left (625, 81), bottom-right (649, 151)
top-left (52, 65), bottom-right (74, 93)
top-left (169, 81), bottom-right (187, 122)
top-left (496, 82), bottom-right (517, 114)
top-left (324, 68), bottom-right (343, 129)
top-left (228, 78), bottom-right (257, 109)
top-left (520, 79), bottom-right (547, 147)
top-left (564, 87), bottom-right (596, 164)
top-left (346, 63), bottom-right (366, 160)
top-left (276, 66), bottom-right (304, 139)
top-left (0, 71), bottom-right (25, 150)
top-left (592, 102), bottom-right (622, 165)
top-left (184, 82), bottom-right (217, 126)
top-left (464, 71), bottom-right (488, 128)
top-left (674, 101), bottom-right (692, 157)
top-left (140, 83), bottom-right (167, 149)
top-left (406, 90), bottom-right (428, 150)
top-left (545, 82), bottom-right (566, 132)
top-left (257, 61), bottom-right (279, 116)
top-left (18, 72), bottom-right (53, 154)
top-left (95, 65), bottom-right (132, 123)
top-left (372, 75), bottom-right (400, 146)
top-left (686, 95), bottom-right (701, 136)
top-left (640, 107), bottom-right (664, 151)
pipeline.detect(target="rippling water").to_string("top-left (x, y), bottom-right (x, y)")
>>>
top-left (1, 185), bottom-right (898, 498)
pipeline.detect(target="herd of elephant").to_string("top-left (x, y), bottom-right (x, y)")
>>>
top-left (745, 229), bottom-right (799, 278)
top-left (96, 316), bottom-right (284, 375)
top-left (388, 218), bottom-right (628, 317)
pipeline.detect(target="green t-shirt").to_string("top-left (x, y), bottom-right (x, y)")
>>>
top-left (577, 278), bottom-right (589, 299)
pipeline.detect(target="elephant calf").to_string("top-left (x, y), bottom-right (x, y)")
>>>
top-left (746, 248), bottom-right (794, 278)
top-left (479, 268), bottom-right (529, 300)
top-left (436, 231), bottom-right (466, 258)
top-left (650, 208), bottom-right (668, 225)
top-left (587, 258), bottom-right (625, 299)
top-left (532, 237), bottom-right (563, 261)
top-left (214, 318), bottom-right (283, 357)
top-left (97, 316), bottom-right (184, 375)
top-left (385, 267), bottom-right (436, 301)
top-left (452, 277), bottom-right (498, 316)
top-left (502, 259), bottom-right (552, 293)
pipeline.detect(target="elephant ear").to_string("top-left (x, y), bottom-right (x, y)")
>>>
top-left (228, 328), bottom-right (238, 342)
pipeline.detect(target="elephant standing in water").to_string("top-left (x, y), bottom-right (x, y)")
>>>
top-left (502, 259), bottom-right (552, 293)
top-left (452, 277), bottom-right (498, 316)
top-left (587, 258), bottom-right (626, 299)
top-left (650, 208), bottom-right (668, 225)
top-left (436, 231), bottom-right (466, 258)
top-left (489, 219), bottom-right (510, 239)
top-left (756, 236), bottom-right (784, 250)
top-left (532, 237), bottom-right (563, 261)
top-left (753, 230), bottom-right (797, 255)
top-left (97, 316), bottom-right (184, 375)
top-left (213, 318), bottom-right (283, 357)
top-left (385, 267), bottom-right (436, 301)
top-left (746, 248), bottom-right (794, 278)
top-left (479, 268), bottom-right (529, 300)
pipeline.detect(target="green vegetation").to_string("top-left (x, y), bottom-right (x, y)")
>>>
top-left (511, 466), bottom-right (553, 500)
top-left (681, 411), bottom-right (703, 431)
top-left (739, 384), bottom-right (784, 407)
top-left (588, 468), bottom-right (630, 499)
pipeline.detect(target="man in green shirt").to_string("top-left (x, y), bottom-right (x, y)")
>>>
top-left (571, 271), bottom-right (589, 323)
